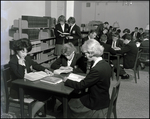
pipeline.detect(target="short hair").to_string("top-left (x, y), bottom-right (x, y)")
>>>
top-left (135, 27), bottom-right (138, 30)
top-left (124, 34), bottom-right (132, 40)
top-left (57, 15), bottom-right (66, 23)
top-left (81, 39), bottom-right (104, 57)
top-left (68, 17), bottom-right (76, 24)
top-left (13, 38), bottom-right (32, 54)
top-left (88, 29), bottom-right (97, 35)
top-left (117, 29), bottom-right (121, 34)
top-left (112, 28), bottom-right (116, 32)
top-left (123, 28), bottom-right (130, 33)
top-left (139, 28), bottom-right (143, 31)
top-left (100, 34), bottom-right (107, 42)
top-left (61, 42), bottom-right (77, 56)
top-left (104, 22), bottom-right (109, 25)
top-left (112, 32), bottom-right (119, 38)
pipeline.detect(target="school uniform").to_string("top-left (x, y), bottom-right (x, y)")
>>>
top-left (9, 55), bottom-right (51, 101)
top-left (54, 23), bottom-right (69, 55)
top-left (67, 24), bottom-right (81, 46)
top-left (112, 41), bottom-right (138, 75)
top-left (111, 39), bottom-right (124, 48)
top-left (51, 52), bottom-right (87, 73)
top-left (131, 31), bottom-right (140, 42)
top-left (64, 59), bottom-right (111, 118)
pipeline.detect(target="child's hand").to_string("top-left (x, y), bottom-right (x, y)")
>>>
top-left (45, 69), bottom-right (54, 76)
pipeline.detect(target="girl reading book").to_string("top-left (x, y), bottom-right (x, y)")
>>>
top-left (9, 38), bottom-right (53, 117)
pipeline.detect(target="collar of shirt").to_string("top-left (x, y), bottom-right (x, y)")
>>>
top-left (61, 24), bottom-right (65, 32)
top-left (91, 57), bottom-right (103, 68)
top-left (67, 52), bottom-right (75, 66)
top-left (70, 23), bottom-right (75, 33)
top-left (88, 36), bottom-right (91, 40)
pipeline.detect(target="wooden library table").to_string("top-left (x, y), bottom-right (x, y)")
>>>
top-left (12, 74), bottom-right (74, 118)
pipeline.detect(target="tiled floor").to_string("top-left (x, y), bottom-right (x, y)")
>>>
top-left (1, 66), bottom-right (149, 118)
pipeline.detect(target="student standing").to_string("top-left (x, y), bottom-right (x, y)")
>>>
top-left (66, 17), bottom-right (81, 52)
top-left (54, 15), bottom-right (69, 56)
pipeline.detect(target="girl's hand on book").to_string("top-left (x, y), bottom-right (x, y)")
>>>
top-left (45, 69), bottom-right (54, 76)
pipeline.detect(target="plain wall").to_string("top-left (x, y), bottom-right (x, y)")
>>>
top-left (1, 1), bottom-right (45, 65)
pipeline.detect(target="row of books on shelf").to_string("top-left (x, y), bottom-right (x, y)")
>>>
top-left (31, 49), bottom-right (55, 60)
top-left (22, 16), bottom-right (48, 28)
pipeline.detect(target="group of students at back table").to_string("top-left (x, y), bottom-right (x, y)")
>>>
top-left (9, 19), bottom-right (149, 118)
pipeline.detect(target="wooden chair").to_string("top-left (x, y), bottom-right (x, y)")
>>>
top-left (90, 79), bottom-right (121, 118)
top-left (1, 64), bottom-right (36, 118)
top-left (131, 50), bottom-right (141, 83)
top-left (139, 46), bottom-right (149, 66)
top-left (112, 50), bottom-right (141, 83)
top-left (106, 78), bottom-right (121, 118)
top-left (102, 52), bottom-right (115, 80)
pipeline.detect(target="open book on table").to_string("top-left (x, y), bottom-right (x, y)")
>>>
top-left (57, 30), bottom-right (70, 36)
top-left (40, 74), bottom-right (63, 84)
top-left (53, 68), bottom-right (73, 75)
top-left (24, 71), bottom-right (50, 81)
top-left (67, 73), bottom-right (85, 82)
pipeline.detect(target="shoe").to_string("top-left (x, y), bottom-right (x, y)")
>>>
top-left (121, 74), bottom-right (130, 79)
top-left (57, 104), bottom-right (63, 111)
top-left (36, 111), bottom-right (46, 117)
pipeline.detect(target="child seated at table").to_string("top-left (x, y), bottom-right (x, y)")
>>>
top-left (9, 38), bottom-right (53, 117)
top-left (51, 42), bottom-right (87, 74)
top-left (50, 42), bottom-right (87, 111)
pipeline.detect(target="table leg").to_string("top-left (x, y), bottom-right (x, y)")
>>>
top-left (19, 87), bottom-right (24, 118)
top-left (116, 56), bottom-right (120, 81)
top-left (63, 96), bottom-right (68, 118)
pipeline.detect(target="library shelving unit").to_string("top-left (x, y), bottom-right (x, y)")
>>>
top-left (10, 15), bottom-right (57, 67)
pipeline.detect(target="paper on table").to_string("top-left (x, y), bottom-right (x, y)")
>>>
top-left (53, 69), bottom-right (72, 75)
top-left (40, 75), bottom-right (63, 84)
top-left (67, 73), bottom-right (85, 82)
top-left (24, 71), bottom-right (50, 81)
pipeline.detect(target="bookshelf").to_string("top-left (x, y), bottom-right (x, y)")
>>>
top-left (9, 15), bottom-right (57, 66)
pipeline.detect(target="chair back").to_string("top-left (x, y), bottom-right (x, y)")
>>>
top-left (1, 64), bottom-right (12, 110)
top-left (106, 79), bottom-right (121, 118)
top-left (102, 52), bottom-right (111, 64)
top-left (133, 50), bottom-right (141, 70)
top-left (139, 47), bottom-right (149, 64)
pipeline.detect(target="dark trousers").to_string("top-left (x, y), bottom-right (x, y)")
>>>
top-left (112, 57), bottom-right (126, 76)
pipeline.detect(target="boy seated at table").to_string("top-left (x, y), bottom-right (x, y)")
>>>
top-left (9, 38), bottom-right (53, 117)
top-left (112, 34), bottom-right (138, 79)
